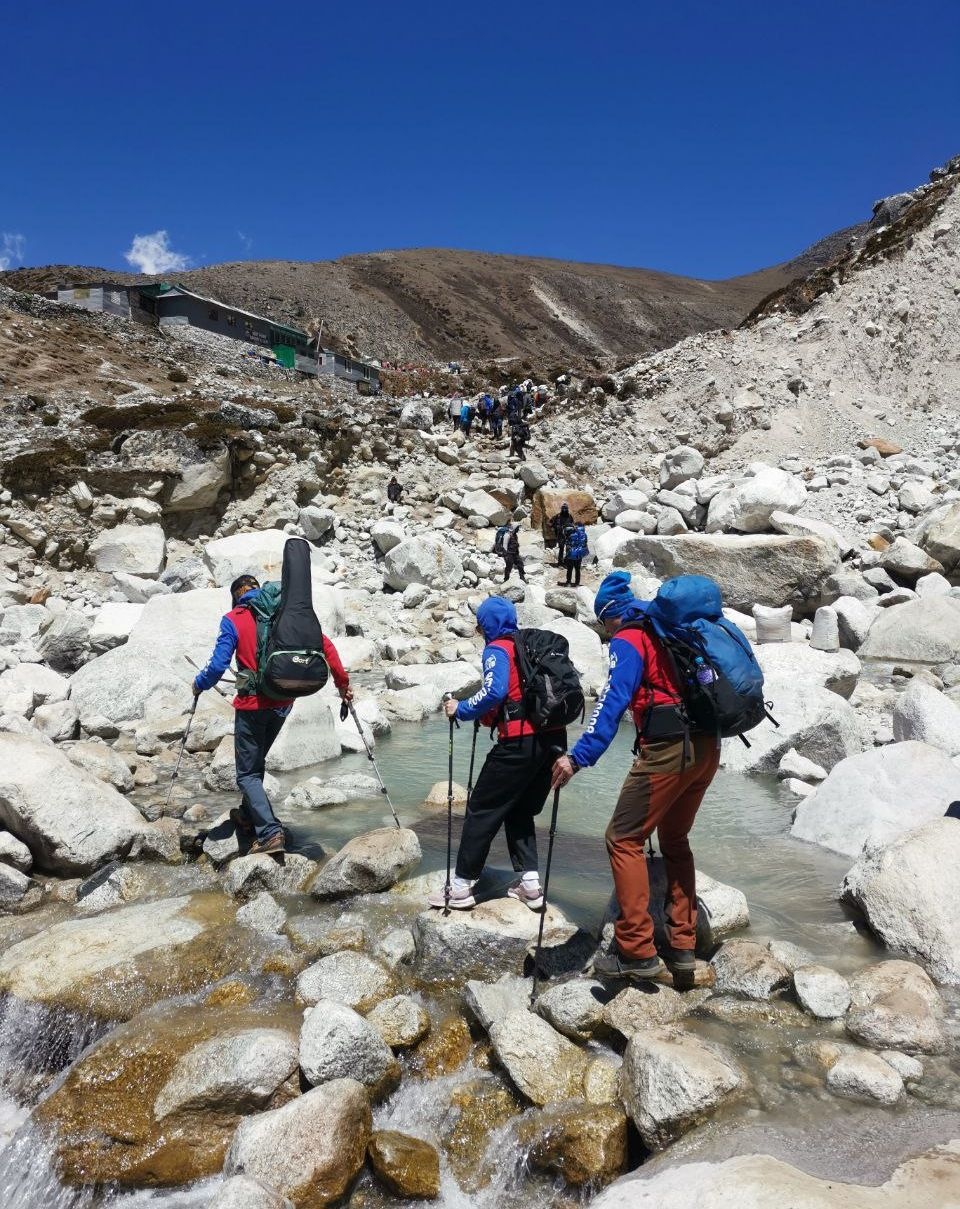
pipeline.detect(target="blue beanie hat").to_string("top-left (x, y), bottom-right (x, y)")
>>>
top-left (594, 570), bottom-right (637, 621)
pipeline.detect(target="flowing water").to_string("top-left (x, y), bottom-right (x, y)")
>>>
top-left (0, 715), bottom-right (957, 1206)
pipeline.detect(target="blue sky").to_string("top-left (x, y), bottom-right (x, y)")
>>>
top-left (4, 1), bottom-right (959, 279)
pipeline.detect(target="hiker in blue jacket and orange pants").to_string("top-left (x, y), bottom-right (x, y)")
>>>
top-left (551, 571), bottom-right (720, 980)
top-left (193, 573), bottom-right (352, 854)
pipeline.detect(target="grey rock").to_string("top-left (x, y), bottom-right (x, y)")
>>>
top-left (296, 950), bottom-right (395, 1011)
top-left (793, 965), bottom-right (851, 1019)
top-left (236, 891), bottom-right (287, 935)
top-left (712, 939), bottom-right (791, 1001)
top-left (0, 732), bottom-right (144, 874)
top-left (860, 596), bottom-right (960, 664)
top-left (792, 742), bottom-right (960, 857)
top-left (842, 818), bottom-right (960, 987)
top-left (155, 1027), bottom-right (298, 1118)
top-left (620, 1026), bottom-right (744, 1150)
top-left (207, 1175), bottom-right (294, 1209)
top-left (826, 1050), bottom-right (904, 1105)
top-left (614, 533), bottom-right (839, 613)
top-left (464, 973), bottom-right (530, 1032)
top-left (310, 827), bottom-right (421, 899)
top-left (891, 680), bottom-right (960, 755)
top-left (534, 977), bottom-right (607, 1042)
top-left (298, 1000), bottom-right (398, 1090)
top-left (366, 995), bottom-right (430, 1049)
top-left (488, 1009), bottom-right (589, 1106)
top-left (223, 1079), bottom-right (371, 1205)
top-left (845, 960), bottom-right (945, 1054)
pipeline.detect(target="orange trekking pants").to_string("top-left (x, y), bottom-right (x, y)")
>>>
top-left (605, 734), bottom-right (721, 960)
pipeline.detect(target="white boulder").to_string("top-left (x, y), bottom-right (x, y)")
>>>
top-left (842, 818), bottom-right (960, 986)
top-left (791, 742), bottom-right (960, 857)
top-left (89, 524), bottom-right (166, 578)
top-left (383, 536), bottom-right (463, 591)
top-left (0, 732), bottom-right (144, 874)
top-left (706, 465), bottom-right (806, 534)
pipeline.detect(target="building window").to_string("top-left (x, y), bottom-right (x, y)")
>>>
top-left (209, 308), bottom-right (219, 321)
top-left (227, 313), bottom-right (236, 326)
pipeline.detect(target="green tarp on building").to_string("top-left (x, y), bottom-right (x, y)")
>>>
top-left (272, 344), bottom-right (296, 368)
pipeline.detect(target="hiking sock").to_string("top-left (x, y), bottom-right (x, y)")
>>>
top-left (451, 876), bottom-right (472, 894)
top-left (521, 871), bottom-right (540, 887)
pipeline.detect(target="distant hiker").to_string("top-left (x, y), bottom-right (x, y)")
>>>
top-left (506, 389), bottom-right (522, 421)
top-left (552, 502), bottom-right (573, 565)
top-left (429, 596), bottom-right (567, 910)
top-left (509, 419), bottom-right (529, 461)
top-left (386, 476), bottom-right (402, 504)
top-left (563, 522), bottom-right (588, 586)
top-left (550, 571), bottom-right (722, 980)
top-left (502, 525), bottom-right (526, 583)
top-left (460, 399), bottom-right (475, 437)
top-left (489, 396), bottom-right (504, 439)
top-left (448, 396), bottom-right (461, 431)
top-left (193, 571), bottom-right (353, 854)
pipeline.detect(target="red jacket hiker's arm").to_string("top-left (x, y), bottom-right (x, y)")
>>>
top-left (323, 636), bottom-right (350, 692)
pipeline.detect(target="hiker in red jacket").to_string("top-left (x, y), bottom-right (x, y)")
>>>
top-left (193, 573), bottom-right (352, 854)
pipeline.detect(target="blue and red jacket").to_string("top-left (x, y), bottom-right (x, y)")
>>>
top-left (569, 610), bottom-right (682, 768)
top-left (193, 588), bottom-right (348, 711)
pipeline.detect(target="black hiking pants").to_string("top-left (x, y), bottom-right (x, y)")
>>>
top-left (455, 730), bottom-right (567, 880)
top-left (503, 553), bottom-right (526, 582)
top-left (565, 558), bottom-right (582, 586)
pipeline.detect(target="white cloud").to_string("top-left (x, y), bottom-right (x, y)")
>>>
top-left (237, 230), bottom-right (253, 251)
top-left (124, 229), bottom-right (190, 275)
top-left (0, 232), bottom-right (26, 271)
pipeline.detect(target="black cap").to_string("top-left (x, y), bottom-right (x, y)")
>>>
top-left (230, 574), bottom-right (260, 601)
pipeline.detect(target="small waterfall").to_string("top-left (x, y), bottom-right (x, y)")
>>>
top-left (375, 1062), bottom-right (568, 1209)
top-left (0, 1117), bottom-right (93, 1209)
top-left (0, 995), bottom-right (106, 1103)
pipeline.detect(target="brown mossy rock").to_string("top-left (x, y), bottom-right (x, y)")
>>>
top-left (531, 489), bottom-right (598, 538)
top-left (443, 1076), bottom-right (521, 1192)
top-left (0, 893), bottom-right (284, 1023)
top-left (410, 1014), bottom-right (473, 1078)
top-left (520, 1102), bottom-right (627, 1188)
top-left (36, 1000), bottom-right (302, 1188)
top-left (368, 1130), bottom-right (440, 1200)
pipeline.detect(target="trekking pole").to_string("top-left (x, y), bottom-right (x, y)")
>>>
top-left (183, 655), bottom-right (233, 700)
top-left (530, 745), bottom-right (565, 1005)
top-left (165, 694), bottom-right (198, 811)
top-left (341, 698), bottom-right (401, 829)
top-left (443, 694), bottom-right (460, 917)
top-left (466, 720), bottom-right (480, 808)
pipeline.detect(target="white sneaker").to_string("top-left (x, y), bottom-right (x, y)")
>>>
top-left (507, 878), bottom-right (544, 911)
top-left (428, 880), bottom-right (476, 910)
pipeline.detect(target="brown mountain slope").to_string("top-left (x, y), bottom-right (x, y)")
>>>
top-left (0, 238), bottom-right (848, 366)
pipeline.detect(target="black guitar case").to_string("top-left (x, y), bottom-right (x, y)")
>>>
top-left (261, 537), bottom-right (329, 697)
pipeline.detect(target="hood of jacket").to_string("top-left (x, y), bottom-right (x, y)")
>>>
top-left (476, 596), bottom-right (518, 642)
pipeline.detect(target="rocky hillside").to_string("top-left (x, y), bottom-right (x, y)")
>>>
top-left (2, 227), bottom-right (857, 367)
top-left (0, 156), bottom-right (960, 1209)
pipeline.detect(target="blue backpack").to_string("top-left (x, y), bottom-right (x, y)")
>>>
top-left (567, 526), bottom-right (588, 561)
top-left (641, 576), bottom-right (772, 742)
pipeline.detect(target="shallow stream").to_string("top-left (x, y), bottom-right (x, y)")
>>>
top-left (0, 716), bottom-right (958, 1207)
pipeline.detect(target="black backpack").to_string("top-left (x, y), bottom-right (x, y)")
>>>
top-left (508, 629), bottom-right (585, 730)
top-left (245, 537), bottom-right (329, 699)
top-left (493, 523), bottom-right (510, 555)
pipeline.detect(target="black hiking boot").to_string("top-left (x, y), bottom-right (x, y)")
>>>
top-left (661, 946), bottom-right (696, 972)
top-left (593, 950), bottom-right (665, 982)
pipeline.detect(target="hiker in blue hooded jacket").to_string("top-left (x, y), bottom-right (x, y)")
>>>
top-left (429, 596), bottom-right (567, 911)
top-left (550, 571), bottom-right (721, 981)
